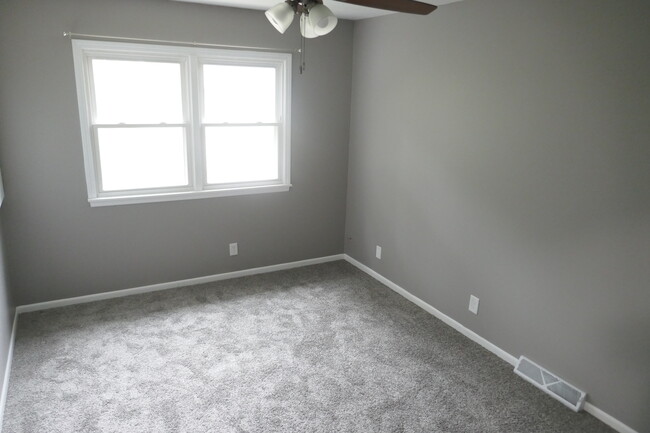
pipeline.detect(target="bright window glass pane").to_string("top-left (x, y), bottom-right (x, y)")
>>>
top-left (92, 59), bottom-right (183, 124)
top-left (203, 65), bottom-right (276, 123)
top-left (205, 126), bottom-right (278, 184)
top-left (97, 127), bottom-right (188, 191)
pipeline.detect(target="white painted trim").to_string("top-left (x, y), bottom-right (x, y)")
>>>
top-left (342, 254), bottom-right (639, 433)
top-left (17, 254), bottom-right (344, 314)
top-left (584, 403), bottom-right (639, 433)
top-left (0, 309), bottom-right (18, 432)
top-left (88, 183), bottom-right (291, 207)
top-left (343, 254), bottom-right (517, 365)
top-left (4, 254), bottom-right (638, 433)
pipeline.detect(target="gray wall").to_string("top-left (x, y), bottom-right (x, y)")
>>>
top-left (2, 0), bottom-right (649, 429)
top-left (0, 0), bottom-right (353, 305)
top-left (345, 0), bottom-right (650, 431)
top-left (0, 211), bottom-right (15, 406)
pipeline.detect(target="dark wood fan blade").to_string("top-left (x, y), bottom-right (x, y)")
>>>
top-left (334, 0), bottom-right (437, 15)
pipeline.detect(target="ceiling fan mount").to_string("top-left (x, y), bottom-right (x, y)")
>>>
top-left (290, 0), bottom-right (324, 16)
top-left (266, 0), bottom-right (437, 39)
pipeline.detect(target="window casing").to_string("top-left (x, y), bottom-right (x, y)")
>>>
top-left (72, 40), bottom-right (291, 207)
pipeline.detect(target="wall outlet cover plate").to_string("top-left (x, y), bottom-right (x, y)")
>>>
top-left (469, 295), bottom-right (479, 314)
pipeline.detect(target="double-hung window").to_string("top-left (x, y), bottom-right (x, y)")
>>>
top-left (72, 40), bottom-right (291, 206)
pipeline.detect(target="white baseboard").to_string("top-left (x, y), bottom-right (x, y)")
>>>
top-left (0, 309), bottom-right (18, 432)
top-left (342, 254), bottom-right (639, 433)
top-left (343, 254), bottom-right (517, 365)
top-left (16, 254), bottom-right (345, 314)
top-left (1, 254), bottom-right (345, 433)
top-left (3, 253), bottom-right (638, 433)
top-left (583, 403), bottom-right (639, 433)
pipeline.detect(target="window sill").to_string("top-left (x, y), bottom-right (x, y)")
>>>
top-left (88, 184), bottom-right (291, 207)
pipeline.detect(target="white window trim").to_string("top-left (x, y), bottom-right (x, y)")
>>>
top-left (71, 39), bottom-right (292, 207)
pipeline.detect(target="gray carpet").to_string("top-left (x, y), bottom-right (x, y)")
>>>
top-left (3, 261), bottom-right (614, 432)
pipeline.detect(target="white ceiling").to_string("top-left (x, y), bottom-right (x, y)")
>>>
top-left (172, 0), bottom-right (463, 21)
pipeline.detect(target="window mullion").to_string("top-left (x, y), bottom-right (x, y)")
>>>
top-left (189, 55), bottom-right (204, 192)
top-left (202, 122), bottom-right (281, 127)
top-left (92, 123), bottom-right (187, 128)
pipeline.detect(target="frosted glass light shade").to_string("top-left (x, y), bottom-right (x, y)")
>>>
top-left (300, 14), bottom-right (318, 39)
top-left (308, 4), bottom-right (337, 36)
top-left (265, 2), bottom-right (295, 34)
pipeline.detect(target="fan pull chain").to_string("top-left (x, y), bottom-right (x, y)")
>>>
top-left (299, 29), bottom-right (306, 74)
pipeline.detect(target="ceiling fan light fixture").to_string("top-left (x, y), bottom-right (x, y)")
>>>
top-left (265, 1), bottom-right (295, 34)
top-left (300, 14), bottom-right (319, 39)
top-left (308, 3), bottom-right (337, 36)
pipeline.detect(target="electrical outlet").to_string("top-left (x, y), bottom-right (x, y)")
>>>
top-left (376, 245), bottom-right (382, 259)
top-left (469, 295), bottom-right (479, 314)
top-left (229, 243), bottom-right (238, 256)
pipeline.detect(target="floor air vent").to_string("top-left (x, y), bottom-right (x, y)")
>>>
top-left (514, 356), bottom-right (586, 412)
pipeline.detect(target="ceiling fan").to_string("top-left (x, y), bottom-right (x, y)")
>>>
top-left (266, 0), bottom-right (437, 38)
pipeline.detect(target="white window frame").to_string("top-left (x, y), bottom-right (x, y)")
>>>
top-left (72, 40), bottom-right (292, 207)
